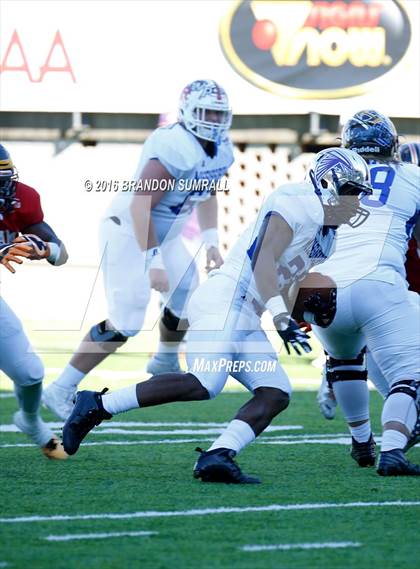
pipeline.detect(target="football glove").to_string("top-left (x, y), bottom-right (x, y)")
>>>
top-left (13, 234), bottom-right (50, 260)
top-left (303, 291), bottom-right (337, 328)
top-left (273, 313), bottom-right (312, 356)
top-left (0, 242), bottom-right (32, 273)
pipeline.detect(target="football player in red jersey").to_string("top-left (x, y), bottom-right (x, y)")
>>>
top-left (399, 142), bottom-right (420, 294)
top-left (0, 143), bottom-right (68, 459)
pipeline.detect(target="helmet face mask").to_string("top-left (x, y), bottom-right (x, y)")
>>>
top-left (309, 147), bottom-right (372, 228)
top-left (399, 142), bottom-right (420, 167)
top-left (0, 144), bottom-right (19, 215)
top-left (178, 80), bottom-right (232, 145)
top-left (342, 110), bottom-right (398, 158)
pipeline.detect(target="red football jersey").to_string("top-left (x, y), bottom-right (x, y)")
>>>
top-left (0, 182), bottom-right (44, 243)
top-left (405, 238), bottom-right (420, 294)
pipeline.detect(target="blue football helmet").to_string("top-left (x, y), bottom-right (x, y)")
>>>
top-left (399, 142), bottom-right (420, 167)
top-left (309, 147), bottom-right (372, 228)
top-left (342, 110), bottom-right (398, 157)
top-left (0, 144), bottom-right (19, 215)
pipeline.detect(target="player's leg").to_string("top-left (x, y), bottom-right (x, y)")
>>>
top-left (43, 220), bottom-right (150, 419)
top-left (317, 355), bottom-right (337, 420)
top-left (61, 277), bottom-right (233, 456)
top-left (0, 298), bottom-right (66, 459)
top-left (147, 237), bottom-right (199, 374)
top-left (353, 278), bottom-right (420, 475)
top-left (193, 308), bottom-right (291, 484)
top-left (313, 288), bottom-right (375, 466)
top-left (366, 349), bottom-right (389, 398)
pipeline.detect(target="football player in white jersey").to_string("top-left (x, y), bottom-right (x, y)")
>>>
top-left (317, 137), bottom-right (420, 455)
top-left (310, 111), bottom-right (420, 476)
top-left (61, 148), bottom-right (372, 484)
top-left (43, 80), bottom-right (233, 420)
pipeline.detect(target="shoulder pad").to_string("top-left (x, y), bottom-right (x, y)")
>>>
top-left (147, 124), bottom-right (202, 175)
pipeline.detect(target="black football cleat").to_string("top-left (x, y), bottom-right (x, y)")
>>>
top-left (193, 447), bottom-right (261, 484)
top-left (350, 435), bottom-right (376, 467)
top-left (62, 389), bottom-right (112, 455)
top-left (377, 449), bottom-right (420, 476)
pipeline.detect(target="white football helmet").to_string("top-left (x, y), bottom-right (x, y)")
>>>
top-left (308, 147), bottom-right (372, 228)
top-left (178, 80), bottom-right (232, 145)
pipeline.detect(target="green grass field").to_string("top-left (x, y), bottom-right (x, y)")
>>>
top-left (1, 346), bottom-right (419, 569)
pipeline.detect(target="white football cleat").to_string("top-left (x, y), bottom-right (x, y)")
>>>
top-left (42, 382), bottom-right (76, 421)
top-left (317, 371), bottom-right (337, 420)
top-left (13, 410), bottom-right (68, 460)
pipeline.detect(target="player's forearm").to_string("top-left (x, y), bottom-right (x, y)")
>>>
top-left (197, 195), bottom-right (218, 231)
top-left (130, 196), bottom-right (159, 251)
top-left (253, 250), bottom-right (281, 304)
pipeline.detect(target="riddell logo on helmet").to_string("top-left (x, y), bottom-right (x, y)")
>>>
top-left (219, 0), bottom-right (411, 99)
top-left (353, 146), bottom-right (381, 154)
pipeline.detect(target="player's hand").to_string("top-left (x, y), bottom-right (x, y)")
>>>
top-left (303, 291), bottom-right (336, 328)
top-left (205, 247), bottom-right (223, 272)
top-left (149, 268), bottom-right (170, 293)
top-left (0, 243), bottom-right (33, 274)
top-left (273, 313), bottom-right (312, 356)
top-left (13, 234), bottom-right (50, 260)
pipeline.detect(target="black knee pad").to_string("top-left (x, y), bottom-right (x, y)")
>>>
top-left (90, 320), bottom-right (128, 344)
top-left (387, 380), bottom-right (419, 404)
top-left (326, 349), bottom-right (367, 387)
top-left (161, 307), bottom-right (188, 332)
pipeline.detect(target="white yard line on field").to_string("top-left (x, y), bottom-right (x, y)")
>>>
top-left (44, 530), bottom-right (157, 542)
top-left (0, 438), bottom-right (215, 449)
top-left (0, 423), bottom-right (303, 433)
top-left (4, 435), bottom-right (408, 450)
top-left (91, 427), bottom-right (301, 436)
top-left (1, 501), bottom-right (419, 524)
top-left (242, 541), bottom-right (361, 552)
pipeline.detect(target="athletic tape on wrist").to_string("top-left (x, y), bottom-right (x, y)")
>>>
top-left (47, 242), bottom-right (60, 263)
top-left (201, 228), bottom-right (219, 251)
top-left (266, 295), bottom-right (288, 318)
top-left (146, 247), bottom-right (165, 270)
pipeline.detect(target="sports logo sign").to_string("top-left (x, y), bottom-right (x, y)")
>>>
top-left (219, 0), bottom-right (411, 99)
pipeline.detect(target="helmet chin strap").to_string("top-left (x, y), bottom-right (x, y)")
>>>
top-left (309, 169), bottom-right (322, 197)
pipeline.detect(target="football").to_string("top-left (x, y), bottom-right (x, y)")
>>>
top-left (289, 272), bottom-right (337, 323)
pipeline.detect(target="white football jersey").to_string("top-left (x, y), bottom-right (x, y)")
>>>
top-left (318, 160), bottom-right (420, 286)
top-left (220, 182), bottom-right (336, 306)
top-left (106, 123), bottom-right (234, 243)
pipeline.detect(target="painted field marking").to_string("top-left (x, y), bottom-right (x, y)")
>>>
top-left (0, 436), bottom-right (355, 451)
top-left (0, 422), bottom-right (303, 433)
top-left (91, 427), bottom-right (299, 436)
top-left (242, 541), bottom-right (361, 552)
top-left (1, 501), bottom-right (419, 524)
top-left (0, 562), bottom-right (10, 568)
top-left (44, 530), bottom-right (157, 542)
top-left (0, 438), bottom-right (215, 449)
top-left (0, 393), bottom-right (14, 399)
top-left (6, 435), bottom-right (412, 450)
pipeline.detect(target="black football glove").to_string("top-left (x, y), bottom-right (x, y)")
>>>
top-left (303, 291), bottom-right (336, 328)
top-left (273, 313), bottom-right (312, 356)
